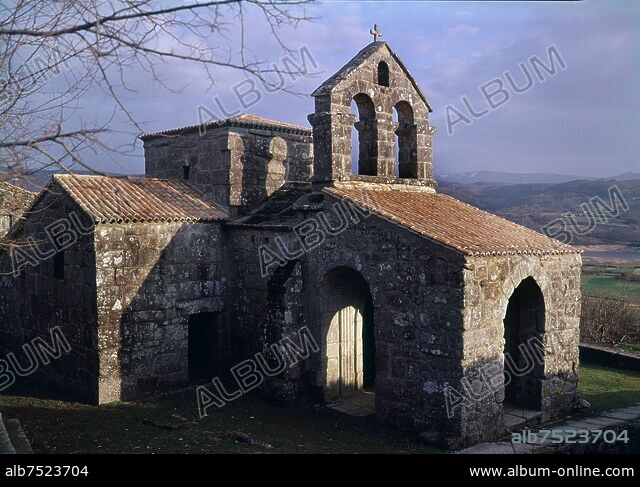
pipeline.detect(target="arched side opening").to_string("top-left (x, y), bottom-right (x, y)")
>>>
top-left (377, 61), bottom-right (390, 87)
top-left (394, 101), bottom-right (418, 178)
top-left (503, 276), bottom-right (545, 411)
top-left (321, 267), bottom-right (375, 400)
top-left (350, 93), bottom-right (378, 176)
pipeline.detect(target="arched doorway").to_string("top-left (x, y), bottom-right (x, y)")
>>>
top-left (503, 276), bottom-right (545, 410)
top-left (322, 267), bottom-right (374, 400)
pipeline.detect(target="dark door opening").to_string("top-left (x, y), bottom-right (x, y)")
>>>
top-left (188, 312), bottom-right (220, 381)
top-left (503, 277), bottom-right (545, 410)
top-left (503, 298), bottom-right (521, 404)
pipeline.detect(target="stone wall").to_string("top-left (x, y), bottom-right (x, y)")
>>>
top-left (304, 199), bottom-right (466, 439)
top-left (460, 253), bottom-right (582, 444)
top-left (0, 183), bottom-right (99, 402)
top-left (143, 126), bottom-right (313, 216)
top-left (0, 182), bottom-right (36, 239)
top-left (227, 193), bottom-right (468, 440)
top-left (94, 221), bottom-right (228, 403)
top-left (225, 225), bottom-right (312, 403)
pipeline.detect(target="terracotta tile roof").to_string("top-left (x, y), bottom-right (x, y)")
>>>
top-left (54, 175), bottom-right (228, 223)
top-left (324, 187), bottom-right (580, 256)
top-left (0, 180), bottom-right (37, 196)
top-left (140, 113), bottom-right (312, 140)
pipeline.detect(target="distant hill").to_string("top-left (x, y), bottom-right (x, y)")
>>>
top-left (436, 170), bottom-right (640, 185)
top-left (438, 178), bottom-right (640, 246)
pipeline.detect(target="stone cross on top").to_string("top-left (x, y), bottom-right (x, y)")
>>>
top-left (370, 24), bottom-right (382, 42)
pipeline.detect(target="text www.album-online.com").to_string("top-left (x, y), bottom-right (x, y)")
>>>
top-left (469, 465), bottom-right (634, 477)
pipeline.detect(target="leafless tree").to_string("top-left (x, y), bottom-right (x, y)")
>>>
top-left (0, 0), bottom-right (314, 188)
top-left (580, 293), bottom-right (640, 347)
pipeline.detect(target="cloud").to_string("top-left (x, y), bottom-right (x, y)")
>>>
top-left (62, 1), bottom-right (638, 178)
top-left (442, 24), bottom-right (480, 39)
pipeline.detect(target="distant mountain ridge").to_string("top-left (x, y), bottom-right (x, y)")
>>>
top-left (436, 170), bottom-right (640, 185)
top-left (438, 178), bottom-right (640, 247)
top-left (4, 167), bottom-right (639, 188)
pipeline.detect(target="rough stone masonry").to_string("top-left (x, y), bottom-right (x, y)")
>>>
top-left (0, 39), bottom-right (582, 446)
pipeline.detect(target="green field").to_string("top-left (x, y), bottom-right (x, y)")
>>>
top-left (581, 265), bottom-right (640, 302)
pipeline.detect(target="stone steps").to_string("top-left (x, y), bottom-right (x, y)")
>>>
top-left (458, 402), bottom-right (640, 454)
top-left (0, 413), bottom-right (33, 454)
top-left (0, 413), bottom-right (16, 454)
top-left (503, 405), bottom-right (543, 431)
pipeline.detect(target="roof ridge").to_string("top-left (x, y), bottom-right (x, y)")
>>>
top-left (140, 113), bottom-right (312, 140)
top-left (0, 180), bottom-right (38, 195)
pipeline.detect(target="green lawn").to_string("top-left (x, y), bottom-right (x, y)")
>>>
top-left (578, 362), bottom-right (640, 413)
top-left (0, 386), bottom-right (441, 454)
top-left (1, 363), bottom-right (638, 454)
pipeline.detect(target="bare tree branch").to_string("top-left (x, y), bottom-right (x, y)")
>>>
top-left (0, 0), bottom-right (315, 188)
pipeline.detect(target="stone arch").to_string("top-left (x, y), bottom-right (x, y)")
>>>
top-left (350, 93), bottom-right (378, 176)
top-left (393, 100), bottom-right (418, 178)
top-left (502, 275), bottom-right (546, 411)
top-left (319, 266), bottom-right (375, 400)
top-left (377, 60), bottom-right (390, 87)
top-left (498, 261), bottom-right (550, 321)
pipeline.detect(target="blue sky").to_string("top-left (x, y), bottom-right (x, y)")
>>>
top-left (96, 0), bottom-right (639, 177)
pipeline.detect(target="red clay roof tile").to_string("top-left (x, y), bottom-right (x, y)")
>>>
top-left (325, 187), bottom-right (580, 256)
top-left (55, 175), bottom-right (228, 223)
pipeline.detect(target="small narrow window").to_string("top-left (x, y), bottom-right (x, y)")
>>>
top-left (53, 251), bottom-right (65, 280)
top-left (183, 164), bottom-right (191, 180)
top-left (377, 61), bottom-right (389, 87)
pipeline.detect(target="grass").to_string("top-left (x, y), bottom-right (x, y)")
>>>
top-left (0, 386), bottom-right (441, 454)
top-left (578, 362), bottom-right (640, 413)
top-left (1, 363), bottom-right (638, 454)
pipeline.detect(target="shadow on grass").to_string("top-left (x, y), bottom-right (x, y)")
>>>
top-left (0, 384), bottom-right (442, 454)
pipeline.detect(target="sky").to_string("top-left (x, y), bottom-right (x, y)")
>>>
top-left (89, 0), bottom-right (640, 177)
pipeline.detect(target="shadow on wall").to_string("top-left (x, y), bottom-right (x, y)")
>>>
top-left (0, 197), bottom-right (98, 404)
top-left (253, 262), bottom-right (376, 406)
top-left (96, 221), bottom-right (229, 403)
top-left (459, 361), bottom-right (580, 446)
top-left (233, 133), bottom-right (312, 215)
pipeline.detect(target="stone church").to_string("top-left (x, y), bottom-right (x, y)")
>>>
top-left (0, 39), bottom-right (582, 446)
